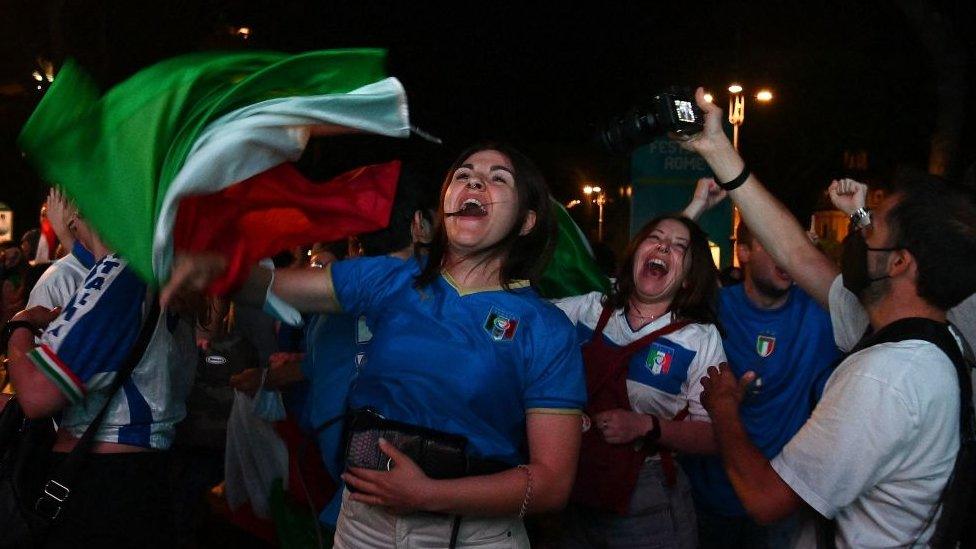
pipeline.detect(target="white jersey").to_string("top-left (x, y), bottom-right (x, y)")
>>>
top-left (553, 291), bottom-right (726, 422)
top-left (27, 254), bottom-right (196, 449)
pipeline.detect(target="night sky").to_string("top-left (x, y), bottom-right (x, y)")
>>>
top-left (1, 0), bottom-right (974, 251)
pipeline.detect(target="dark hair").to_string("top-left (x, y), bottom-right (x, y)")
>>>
top-left (358, 164), bottom-right (438, 257)
top-left (886, 171), bottom-right (976, 310)
top-left (414, 142), bottom-right (555, 290)
top-left (606, 214), bottom-right (719, 325)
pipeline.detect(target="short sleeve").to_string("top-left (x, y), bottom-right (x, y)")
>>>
top-left (770, 350), bottom-right (916, 518)
top-left (329, 256), bottom-right (413, 316)
top-left (947, 294), bottom-right (976, 357)
top-left (27, 256), bottom-right (86, 310)
top-left (684, 324), bottom-right (726, 422)
top-left (828, 274), bottom-right (870, 352)
top-left (523, 313), bottom-right (587, 413)
top-left (26, 268), bottom-right (62, 309)
top-left (27, 257), bottom-right (146, 403)
top-left (550, 291), bottom-right (602, 326)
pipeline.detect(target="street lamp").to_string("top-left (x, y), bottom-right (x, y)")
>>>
top-left (583, 184), bottom-right (607, 242)
top-left (708, 84), bottom-right (774, 265)
top-left (720, 84), bottom-right (774, 151)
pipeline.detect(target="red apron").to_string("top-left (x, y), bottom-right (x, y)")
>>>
top-left (569, 304), bottom-right (689, 515)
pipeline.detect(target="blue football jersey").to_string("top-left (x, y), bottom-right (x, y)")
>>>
top-left (330, 256), bottom-right (586, 465)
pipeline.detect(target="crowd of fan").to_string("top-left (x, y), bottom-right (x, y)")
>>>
top-left (1, 90), bottom-right (975, 549)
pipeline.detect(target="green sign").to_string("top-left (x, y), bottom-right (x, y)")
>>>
top-left (629, 138), bottom-right (733, 268)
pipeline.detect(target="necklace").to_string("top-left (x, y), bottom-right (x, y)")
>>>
top-left (627, 304), bottom-right (666, 323)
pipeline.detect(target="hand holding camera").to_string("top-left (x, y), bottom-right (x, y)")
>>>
top-left (675, 87), bottom-right (734, 156)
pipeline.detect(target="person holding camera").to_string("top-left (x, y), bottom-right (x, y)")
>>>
top-left (161, 143), bottom-right (586, 548)
top-left (552, 213), bottom-right (726, 549)
top-left (678, 87), bottom-right (976, 547)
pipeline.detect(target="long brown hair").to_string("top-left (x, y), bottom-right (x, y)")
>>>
top-left (606, 214), bottom-right (718, 325)
top-left (414, 142), bottom-right (555, 290)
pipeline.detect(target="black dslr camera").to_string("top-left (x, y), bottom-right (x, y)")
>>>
top-left (598, 87), bottom-right (703, 154)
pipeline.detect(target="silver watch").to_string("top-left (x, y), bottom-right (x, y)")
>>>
top-left (849, 207), bottom-right (871, 230)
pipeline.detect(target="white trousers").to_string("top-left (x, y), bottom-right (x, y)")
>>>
top-left (333, 489), bottom-right (531, 548)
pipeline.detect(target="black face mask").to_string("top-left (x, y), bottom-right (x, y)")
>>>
top-left (840, 230), bottom-right (899, 297)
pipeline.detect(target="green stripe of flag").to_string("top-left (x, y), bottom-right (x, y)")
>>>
top-left (19, 49), bottom-right (391, 283)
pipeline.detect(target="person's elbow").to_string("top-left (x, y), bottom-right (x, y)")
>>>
top-left (9, 362), bottom-right (69, 418)
top-left (740, 480), bottom-right (803, 525)
top-left (530, 463), bottom-right (577, 513)
top-left (16, 389), bottom-right (64, 419)
top-left (746, 501), bottom-right (792, 525)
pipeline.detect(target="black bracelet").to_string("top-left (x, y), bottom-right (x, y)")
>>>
top-left (718, 164), bottom-right (750, 191)
top-left (643, 414), bottom-right (662, 445)
top-left (2, 320), bottom-right (41, 352)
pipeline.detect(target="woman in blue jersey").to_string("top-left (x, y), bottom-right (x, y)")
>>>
top-left (163, 143), bottom-right (586, 548)
top-left (553, 214), bottom-right (726, 549)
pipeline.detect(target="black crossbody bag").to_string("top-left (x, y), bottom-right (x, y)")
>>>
top-left (0, 300), bottom-right (160, 548)
top-left (815, 317), bottom-right (976, 549)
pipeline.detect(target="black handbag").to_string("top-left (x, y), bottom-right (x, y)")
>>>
top-left (0, 300), bottom-right (160, 548)
top-left (344, 408), bottom-right (470, 480)
top-left (0, 397), bottom-right (56, 546)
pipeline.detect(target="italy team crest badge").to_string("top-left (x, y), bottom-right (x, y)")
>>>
top-left (646, 343), bottom-right (675, 375)
top-left (484, 308), bottom-right (519, 341)
top-left (756, 334), bottom-right (776, 358)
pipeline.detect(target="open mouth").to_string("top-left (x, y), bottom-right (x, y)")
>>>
top-left (446, 198), bottom-right (488, 217)
top-left (644, 258), bottom-right (669, 278)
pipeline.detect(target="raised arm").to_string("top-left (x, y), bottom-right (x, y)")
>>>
top-left (46, 188), bottom-right (75, 254)
top-left (161, 252), bottom-right (342, 314)
top-left (682, 177), bottom-right (727, 222)
top-left (827, 178), bottom-right (868, 216)
top-left (678, 88), bottom-right (839, 309)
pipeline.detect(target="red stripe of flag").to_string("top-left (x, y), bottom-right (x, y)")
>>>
top-left (173, 160), bottom-right (400, 295)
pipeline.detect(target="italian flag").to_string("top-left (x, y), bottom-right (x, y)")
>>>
top-left (18, 49), bottom-right (410, 292)
top-left (538, 201), bottom-right (610, 298)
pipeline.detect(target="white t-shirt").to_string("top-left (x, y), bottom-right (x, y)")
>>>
top-left (27, 252), bottom-right (90, 309)
top-left (771, 275), bottom-right (964, 548)
top-left (553, 291), bottom-right (726, 422)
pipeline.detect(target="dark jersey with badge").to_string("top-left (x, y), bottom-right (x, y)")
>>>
top-left (329, 256), bottom-right (586, 465)
top-left (681, 284), bottom-right (838, 516)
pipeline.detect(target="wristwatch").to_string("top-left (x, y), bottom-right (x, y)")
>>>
top-left (849, 207), bottom-right (872, 230)
top-left (643, 414), bottom-right (662, 445)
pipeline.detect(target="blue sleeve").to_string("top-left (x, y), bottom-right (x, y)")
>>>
top-left (32, 257), bottom-right (146, 399)
top-left (524, 310), bottom-right (587, 411)
top-left (329, 256), bottom-right (413, 316)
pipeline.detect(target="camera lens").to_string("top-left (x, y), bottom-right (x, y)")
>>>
top-left (597, 108), bottom-right (660, 154)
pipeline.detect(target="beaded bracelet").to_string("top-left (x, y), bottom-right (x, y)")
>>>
top-left (516, 464), bottom-right (533, 519)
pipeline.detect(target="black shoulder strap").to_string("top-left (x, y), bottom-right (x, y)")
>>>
top-left (855, 317), bottom-right (965, 362)
top-left (34, 298), bottom-right (161, 522)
